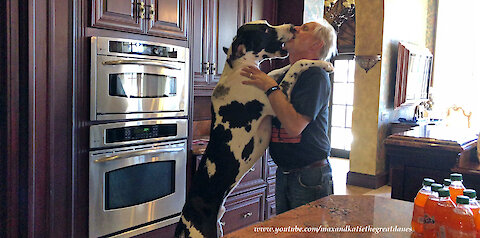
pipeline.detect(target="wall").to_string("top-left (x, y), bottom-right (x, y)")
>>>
top-left (349, 0), bottom-right (432, 182)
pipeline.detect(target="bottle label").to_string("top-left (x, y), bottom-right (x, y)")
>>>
top-left (424, 214), bottom-right (435, 225)
top-left (415, 216), bottom-right (424, 224)
top-left (437, 225), bottom-right (446, 238)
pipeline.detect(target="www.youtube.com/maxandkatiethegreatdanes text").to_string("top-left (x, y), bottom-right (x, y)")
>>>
top-left (253, 225), bottom-right (413, 234)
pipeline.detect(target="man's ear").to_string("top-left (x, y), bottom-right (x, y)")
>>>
top-left (313, 40), bottom-right (325, 51)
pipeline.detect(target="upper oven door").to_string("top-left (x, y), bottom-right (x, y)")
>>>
top-left (92, 55), bottom-right (188, 120)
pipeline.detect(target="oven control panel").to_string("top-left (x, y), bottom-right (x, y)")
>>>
top-left (106, 124), bottom-right (177, 143)
top-left (90, 119), bottom-right (188, 149)
top-left (108, 41), bottom-right (178, 58)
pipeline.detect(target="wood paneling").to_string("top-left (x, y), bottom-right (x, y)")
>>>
top-left (147, 0), bottom-right (187, 39)
top-left (92, 0), bottom-right (144, 33)
top-left (193, 96), bottom-right (212, 120)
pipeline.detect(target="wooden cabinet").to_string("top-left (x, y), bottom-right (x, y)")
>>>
top-left (221, 187), bottom-right (266, 234)
top-left (385, 125), bottom-right (478, 202)
top-left (192, 0), bottom-right (242, 95)
top-left (92, 0), bottom-right (187, 40)
top-left (192, 148), bottom-right (274, 234)
top-left (192, 0), bottom-right (270, 95)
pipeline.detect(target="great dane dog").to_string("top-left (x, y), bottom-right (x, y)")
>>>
top-left (175, 20), bottom-right (333, 238)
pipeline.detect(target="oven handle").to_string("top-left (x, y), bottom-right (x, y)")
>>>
top-left (102, 60), bottom-right (181, 70)
top-left (94, 147), bottom-right (184, 163)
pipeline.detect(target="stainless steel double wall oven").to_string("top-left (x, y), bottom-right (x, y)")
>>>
top-left (89, 37), bottom-right (189, 238)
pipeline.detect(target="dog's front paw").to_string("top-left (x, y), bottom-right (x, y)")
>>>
top-left (323, 61), bottom-right (334, 73)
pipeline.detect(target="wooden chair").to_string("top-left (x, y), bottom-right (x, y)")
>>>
top-left (445, 105), bottom-right (472, 128)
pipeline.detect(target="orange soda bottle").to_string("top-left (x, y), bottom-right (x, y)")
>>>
top-left (463, 189), bottom-right (480, 238)
top-left (443, 178), bottom-right (451, 188)
top-left (412, 178), bottom-right (435, 235)
top-left (423, 183), bottom-right (443, 238)
top-left (449, 173), bottom-right (465, 204)
top-left (434, 188), bottom-right (455, 238)
top-left (446, 195), bottom-right (476, 237)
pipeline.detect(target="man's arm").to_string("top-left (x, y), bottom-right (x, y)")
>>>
top-left (241, 66), bottom-right (311, 137)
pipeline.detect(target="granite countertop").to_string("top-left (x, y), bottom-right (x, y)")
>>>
top-left (225, 195), bottom-right (414, 237)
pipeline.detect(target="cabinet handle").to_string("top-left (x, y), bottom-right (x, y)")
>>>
top-left (138, 2), bottom-right (145, 19)
top-left (243, 212), bottom-right (253, 218)
top-left (149, 4), bottom-right (155, 21)
top-left (210, 62), bottom-right (216, 75)
top-left (202, 62), bottom-right (210, 75)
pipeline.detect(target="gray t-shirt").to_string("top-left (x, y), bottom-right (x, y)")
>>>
top-left (269, 66), bottom-right (331, 170)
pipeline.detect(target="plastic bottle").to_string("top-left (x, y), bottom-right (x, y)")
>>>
top-left (449, 173), bottom-right (465, 204)
top-left (443, 178), bottom-right (451, 188)
top-left (463, 189), bottom-right (480, 238)
top-left (446, 195), bottom-right (476, 237)
top-left (412, 178), bottom-right (435, 235)
top-left (434, 188), bottom-right (455, 238)
top-left (423, 183), bottom-right (443, 238)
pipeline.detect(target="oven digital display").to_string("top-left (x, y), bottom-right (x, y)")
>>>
top-left (105, 124), bottom-right (177, 143)
top-left (105, 161), bottom-right (175, 210)
top-left (108, 41), bottom-right (178, 58)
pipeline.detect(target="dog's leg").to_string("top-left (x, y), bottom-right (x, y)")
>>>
top-left (217, 205), bottom-right (226, 237)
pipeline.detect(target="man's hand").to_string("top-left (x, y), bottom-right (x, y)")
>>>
top-left (240, 66), bottom-right (278, 91)
top-left (240, 65), bottom-right (311, 137)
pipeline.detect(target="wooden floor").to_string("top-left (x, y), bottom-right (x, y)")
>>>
top-left (329, 157), bottom-right (392, 198)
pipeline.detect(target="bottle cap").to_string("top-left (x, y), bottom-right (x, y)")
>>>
top-left (438, 188), bottom-right (450, 197)
top-left (431, 183), bottom-right (443, 192)
top-left (443, 178), bottom-right (451, 186)
top-left (456, 195), bottom-right (470, 205)
top-left (463, 189), bottom-right (477, 199)
top-left (423, 178), bottom-right (435, 186)
top-left (450, 173), bottom-right (463, 181)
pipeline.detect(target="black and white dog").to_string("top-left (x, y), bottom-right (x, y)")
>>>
top-left (175, 20), bottom-right (333, 238)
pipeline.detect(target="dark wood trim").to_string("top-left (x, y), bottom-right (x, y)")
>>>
top-left (346, 171), bottom-right (388, 189)
top-left (0, 0), bottom-right (6, 235)
top-left (72, 0), bottom-right (91, 237)
top-left (3, 1), bottom-right (23, 237)
top-left (27, 0), bottom-right (74, 236)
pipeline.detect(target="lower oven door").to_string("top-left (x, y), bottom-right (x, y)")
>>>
top-left (89, 140), bottom-right (187, 238)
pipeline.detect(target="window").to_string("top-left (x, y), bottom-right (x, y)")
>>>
top-left (303, 0), bottom-right (324, 22)
top-left (330, 56), bottom-right (355, 158)
top-left (433, 0), bottom-right (480, 129)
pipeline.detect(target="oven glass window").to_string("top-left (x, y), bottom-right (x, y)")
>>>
top-left (109, 73), bottom-right (177, 98)
top-left (105, 161), bottom-right (175, 210)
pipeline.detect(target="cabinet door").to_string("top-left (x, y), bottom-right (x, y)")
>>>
top-left (210, 0), bottom-right (242, 83)
top-left (192, 0), bottom-right (211, 90)
top-left (146, 0), bottom-right (187, 40)
top-left (92, 0), bottom-right (144, 33)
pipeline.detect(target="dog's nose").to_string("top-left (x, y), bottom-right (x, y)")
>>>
top-left (289, 25), bottom-right (296, 34)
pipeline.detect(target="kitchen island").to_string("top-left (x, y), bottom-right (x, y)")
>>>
top-left (224, 195), bottom-right (413, 237)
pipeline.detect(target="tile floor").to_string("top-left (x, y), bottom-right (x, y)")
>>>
top-left (329, 157), bottom-right (392, 198)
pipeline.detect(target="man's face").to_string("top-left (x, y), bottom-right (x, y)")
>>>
top-left (285, 22), bottom-right (323, 55)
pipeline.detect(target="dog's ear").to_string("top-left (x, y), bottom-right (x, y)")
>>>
top-left (223, 47), bottom-right (229, 55)
top-left (226, 36), bottom-right (247, 68)
top-left (235, 44), bottom-right (246, 57)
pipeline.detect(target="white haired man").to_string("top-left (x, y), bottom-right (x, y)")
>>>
top-left (241, 20), bottom-right (337, 214)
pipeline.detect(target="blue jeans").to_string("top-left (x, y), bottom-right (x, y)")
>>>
top-left (275, 161), bottom-right (333, 215)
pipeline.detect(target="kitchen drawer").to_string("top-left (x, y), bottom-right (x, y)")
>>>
top-left (266, 178), bottom-right (276, 197)
top-left (266, 159), bottom-right (277, 180)
top-left (265, 196), bottom-right (276, 220)
top-left (222, 187), bottom-right (266, 234)
top-left (230, 158), bottom-right (265, 196)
